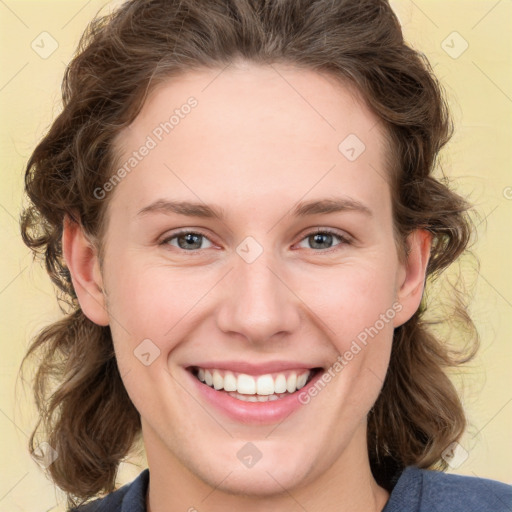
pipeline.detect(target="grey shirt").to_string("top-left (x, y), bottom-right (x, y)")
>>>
top-left (71, 466), bottom-right (512, 511)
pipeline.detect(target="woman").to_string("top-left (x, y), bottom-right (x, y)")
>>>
top-left (20, 0), bottom-right (512, 511)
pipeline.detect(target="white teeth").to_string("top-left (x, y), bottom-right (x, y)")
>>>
top-left (237, 374), bottom-right (256, 394)
top-left (195, 367), bottom-right (313, 396)
top-left (227, 391), bottom-right (285, 402)
top-left (212, 370), bottom-right (223, 390)
top-left (223, 371), bottom-right (237, 392)
top-left (296, 373), bottom-right (308, 390)
top-left (274, 374), bottom-right (287, 394)
top-left (286, 373), bottom-right (297, 393)
top-left (256, 375), bottom-right (274, 395)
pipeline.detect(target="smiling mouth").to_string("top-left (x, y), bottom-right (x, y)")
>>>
top-left (188, 366), bottom-right (323, 402)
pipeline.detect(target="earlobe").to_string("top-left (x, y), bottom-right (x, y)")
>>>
top-left (393, 229), bottom-right (432, 328)
top-left (62, 214), bottom-right (109, 326)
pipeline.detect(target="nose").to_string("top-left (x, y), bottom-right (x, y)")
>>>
top-left (215, 246), bottom-right (301, 344)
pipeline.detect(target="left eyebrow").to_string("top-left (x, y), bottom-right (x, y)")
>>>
top-left (292, 197), bottom-right (373, 218)
top-left (135, 196), bottom-right (373, 220)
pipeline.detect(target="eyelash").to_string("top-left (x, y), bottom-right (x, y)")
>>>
top-left (159, 228), bottom-right (352, 254)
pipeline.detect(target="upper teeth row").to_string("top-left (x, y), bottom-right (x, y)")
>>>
top-left (197, 368), bottom-right (312, 395)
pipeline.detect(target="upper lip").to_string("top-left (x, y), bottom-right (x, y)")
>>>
top-left (187, 360), bottom-right (323, 375)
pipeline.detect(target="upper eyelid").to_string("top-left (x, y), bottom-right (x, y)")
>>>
top-left (296, 228), bottom-right (353, 247)
top-left (160, 227), bottom-right (352, 248)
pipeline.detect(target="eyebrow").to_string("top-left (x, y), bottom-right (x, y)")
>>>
top-left (136, 197), bottom-right (373, 220)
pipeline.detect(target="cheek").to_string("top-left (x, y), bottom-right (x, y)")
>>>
top-left (299, 259), bottom-right (398, 404)
top-left (299, 258), bottom-right (398, 342)
top-left (104, 257), bottom-right (201, 336)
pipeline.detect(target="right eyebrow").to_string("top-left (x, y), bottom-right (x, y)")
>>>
top-left (136, 199), bottom-right (226, 220)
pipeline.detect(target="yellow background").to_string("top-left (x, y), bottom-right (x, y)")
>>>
top-left (1, 1), bottom-right (511, 510)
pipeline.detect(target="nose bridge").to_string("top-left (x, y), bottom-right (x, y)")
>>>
top-left (216, 239), bottom-right (300, 342)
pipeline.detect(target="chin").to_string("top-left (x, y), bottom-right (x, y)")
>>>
top-left (209, 466), bottom-right (308, 498)
top-left (187, 447), bottom-right (314, 498)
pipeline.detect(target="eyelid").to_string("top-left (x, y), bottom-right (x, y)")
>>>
top-left (293, 227), bottom-right (353, 251)
top-left (159, 227), bottom-right (353, 253)
top-left (159, 228), bottom-right (216, 250)
top-left (302, 227), bottom-right (353, 242)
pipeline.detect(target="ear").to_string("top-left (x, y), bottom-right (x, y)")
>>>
top-left (393, 229), bottom-right (432, 328)
top-left (62, 214), bottom-right (109, 326)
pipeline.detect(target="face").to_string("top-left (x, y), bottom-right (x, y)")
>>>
top-left (67, 62), bottom-right (429, 497)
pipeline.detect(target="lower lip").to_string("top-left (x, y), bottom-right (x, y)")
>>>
top-left (185, 368), bottom-right (324, 425)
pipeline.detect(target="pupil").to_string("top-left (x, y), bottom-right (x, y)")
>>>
top-left (179, 233), bottom-right (201, 249)
top-left (312, 233), bottom-right (332, 249)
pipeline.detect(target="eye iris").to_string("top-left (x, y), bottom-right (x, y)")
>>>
top-left (310, 232), bottom-right (333, 249)
top-left (172, 231), bottom-right (339, 251)
top-left (178, 233), bottom-right (202, 250)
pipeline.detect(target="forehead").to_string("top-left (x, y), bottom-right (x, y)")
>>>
top-left (122, 63), bottom-right (385, 153)
top-left (110, 63), bottom-right (390, 216)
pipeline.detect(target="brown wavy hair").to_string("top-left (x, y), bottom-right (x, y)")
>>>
top-left (19, 0), bottom-right (479, 508)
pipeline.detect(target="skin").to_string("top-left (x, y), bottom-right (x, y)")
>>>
top-left (62, 62), bottom-right (431, 512)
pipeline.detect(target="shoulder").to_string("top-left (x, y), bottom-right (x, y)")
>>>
top-left (69, 469), bottom-right (149, 512)
top-left (420, 467), bottom-right (512, 510)
top-left (388, 465), bottom-right (512, 512)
